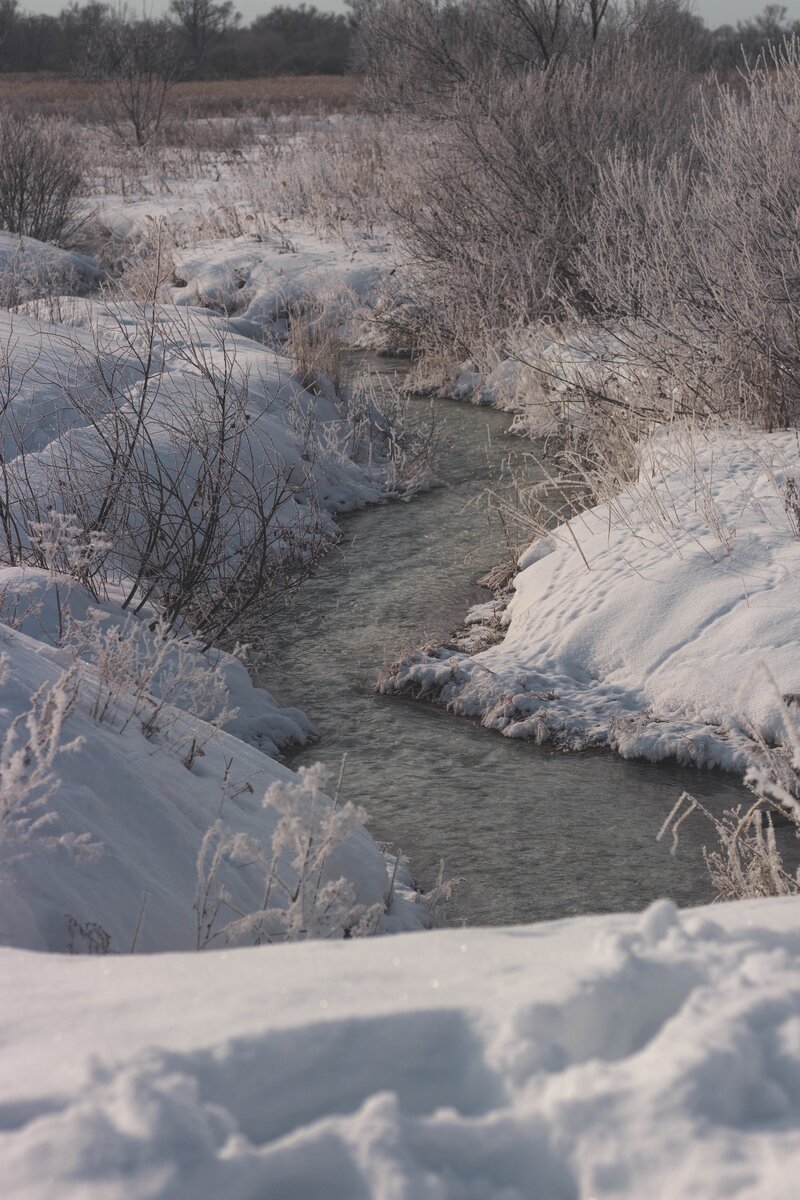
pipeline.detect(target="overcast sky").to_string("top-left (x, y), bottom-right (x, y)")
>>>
top-left (18, 0), bottom-right (800, 29)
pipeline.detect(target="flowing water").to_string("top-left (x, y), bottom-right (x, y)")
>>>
top-left (260, 356), bottom-right (752, 926)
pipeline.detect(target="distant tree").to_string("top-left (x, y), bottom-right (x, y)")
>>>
top-left (60, 2), bottom-right (110, 65)
top-left (710, 4), bottom-right (800, 68)
top-left (84, 16), bottom-right (182, 145)
top-left (168, 0), bottom-right (239, 68)
top-left (249, 4), bottom-right (354, 74)
top-left (1, 11), bottom-right (64, 71)
top-left (750, 3), bottom-right (792, 42)
top-left (0, 0), bottom-right (18, 48)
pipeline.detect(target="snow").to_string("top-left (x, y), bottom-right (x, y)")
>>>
top-left (0, 565), bottom-right (314, 758)
top-left (382, 425), bottom-right (800, 769)
top-left (0, 603), bottom-right (426, 954)
top-left (2, 894), bottom-right (799, 1198)
top-left (91, 167), bottom-right (395, 348)
top-left (0, 231), bottom-right (100, 303)
top-left (168, 229), bottom-right (393, 345)
top-left (2, 117), bottom-right (798, 1200)
top-left (2, 295), bottom-right (415, 532)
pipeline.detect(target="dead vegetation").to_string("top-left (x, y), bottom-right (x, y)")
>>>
top-left (0, 73), bottom-right (363, 122)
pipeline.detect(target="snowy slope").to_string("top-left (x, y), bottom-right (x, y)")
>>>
top-left (383, 426), bottom-right (800, 769)
top-left (3, 297), bottom-right (416, 549)
top-left (92, 179), bottom-right (395, 345)
top-left (2, 895), bottom-right (799, 1198)
top-left (169, 229), bottom-right (392, 343)
top-left (0, 612), bottom-right (428, 954)
top-left (0, 565), bottom-right (314, 757)
top-left (0, 306), bottom-right (144, 459)
top-left (0, 231), bottom-right (100, 304)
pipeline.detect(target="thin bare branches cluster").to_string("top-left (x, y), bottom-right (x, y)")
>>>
top-left (354, 2), bottom-right (702, 372)
top-left (660, 684), bottom-right (800, 902)
top-left (576, 41), bottom-right (800, 432)
top-left (0, 109), bottom-right (85, 243)
top-left (0, 301), bottom-right (332, 649)
top-left (194, 762), bottom-right (383, 948)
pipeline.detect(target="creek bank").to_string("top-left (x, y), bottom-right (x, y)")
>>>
top-left (380, 424), bottom-right (800, 776)
top-left (261, 373), bottom-right (752, 927)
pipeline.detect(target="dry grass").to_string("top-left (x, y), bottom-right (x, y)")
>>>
top-left (0, 73), bottom-right (363, 120)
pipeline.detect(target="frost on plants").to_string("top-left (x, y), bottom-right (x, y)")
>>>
top-left (0, 660), bottom-right (99, 868)
top-left (660, 680), bottom-right (800, 901)
top-left (195, 762), bottom-right (382, 948)
top-left (66, 609), bottom-right (238, 761)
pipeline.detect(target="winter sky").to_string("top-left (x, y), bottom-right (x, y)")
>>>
top-left (18, 2), bottom-right (800, 26)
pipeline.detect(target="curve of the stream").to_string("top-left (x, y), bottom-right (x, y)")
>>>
top-left (261, 357), bottom-right (751, 926)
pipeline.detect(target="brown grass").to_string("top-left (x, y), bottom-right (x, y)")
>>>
top-left (0, 73), bottom-right (363, 120)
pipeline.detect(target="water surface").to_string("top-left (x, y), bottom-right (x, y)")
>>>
top-left (261, 358), bottom-right (753, 925)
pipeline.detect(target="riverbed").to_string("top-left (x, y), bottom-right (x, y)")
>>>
top-left (261, 357), bottom-right (751, 926)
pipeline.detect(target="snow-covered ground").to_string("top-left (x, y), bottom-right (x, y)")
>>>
top-left (3, 894), bottom-right (799, 1199)
top-left (0, 144), bottom-right (428, 957)
top-left (168, 228), bottom-right (393, 345)
top-left (0, 583), bottom-right (429, 954)
top-left (3, 113), bottom-right (800, 1200)
top-left (89, 133), bottom-right (398, 349)
top-left (383, 425), bottom-right (800, 770)
top-left (0, 230), bottom-right (100, 305)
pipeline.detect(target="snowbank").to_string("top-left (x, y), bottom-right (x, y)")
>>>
top-left (382, 426), bottom-right (800, 769)
top-left (0, 609), bottom-right (425, 954)
top-left (92, 181), bottom-right (396, 346)
top-left (2, 296), bottom-right (418, 534)
top-left (445, 324), bottom-right (658, 439)
top-left (2, 895), bottom-right (799, 1198)
top-left (169, 229), bottom-right (392, 344)
top-left (0, 231), bottom-right (100, 304)
top-left (0, 565), bottom-right (313, 758)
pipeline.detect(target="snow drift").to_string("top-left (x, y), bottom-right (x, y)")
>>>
top-left (382, 426), bottom-right (800, 770)
top-left (2, 895), bottom-right (799, 1198)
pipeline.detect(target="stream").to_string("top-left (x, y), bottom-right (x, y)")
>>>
top-left (260, 356), bottom-right (751, 926)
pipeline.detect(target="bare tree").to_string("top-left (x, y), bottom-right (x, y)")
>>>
top-left (85, 15), bottom-right (182, 146)
top-left (168, 0), bottom-right (239, 68)
top-left (351, 0), bottom-right (494, 114)
top-left (588, 0), bottom-right (610, 41)
top-left (498, 0), bottom-right (589, 67)
top-left (392, 35), bottom-right (696, 365)
top-left (0, 0), bottom-right (17, 48)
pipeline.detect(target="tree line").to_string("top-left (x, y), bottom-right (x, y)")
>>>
top-left (1, 1), bottom-right (799, 79)
top-left (0, 0), bottom-right (353, 76)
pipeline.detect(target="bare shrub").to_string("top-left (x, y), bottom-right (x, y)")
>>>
top-left (0, 109), bottom-right (85, 243)
top-left (1, 301), bottom-right (333, 650)
top-left (66, 610), bottom-right (237, 766)
top-left (350, 372), bottom-right (440, 498)
top-left (391, 38), bottom-right (698, 371)
top-left (194, 762), bottom-right (382, 948)
top-left (575, 40), bottom-right (800, 432)
top-left (660, 683), bottom-right (800, 901)
top-left (29, 511), bottom-right (113, 600)
top-left (288, 299), bottom-right (348, 396)
top-left (352, 0), bottom-right (499, 116)
top-left (294, 363), bottom-right (439, 500)
top-left (0, 661), bottom-right (100, 868)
